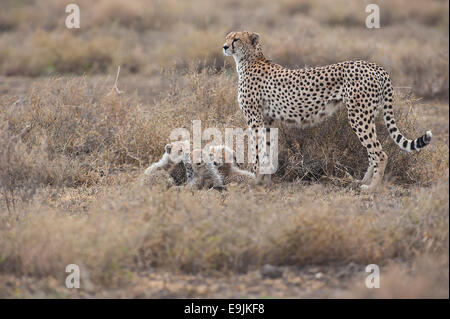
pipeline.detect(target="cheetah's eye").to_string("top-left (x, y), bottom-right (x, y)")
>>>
top-left (231, 38), bottom-right (239, 50)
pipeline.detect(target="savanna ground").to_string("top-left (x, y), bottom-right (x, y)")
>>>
top-left (0, 0), bottom-right (448, 298)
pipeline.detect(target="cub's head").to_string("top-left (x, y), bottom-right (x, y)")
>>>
top-left (223, 31), bottom-right (261, 60)
top-left (208, 145), bottom-right (236, 167)
top-left (165, 142), bottom-right (190, 164)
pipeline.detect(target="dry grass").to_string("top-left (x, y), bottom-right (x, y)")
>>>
top-left (0, 0), bottom-right (448, 97)
top-left (0, 175), bottom-right (447, 285)
top-left (0, 72), bottom-right (448, 296)
top-left (0, 0), bottom-right (448, 298)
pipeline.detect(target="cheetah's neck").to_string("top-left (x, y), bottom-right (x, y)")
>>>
top-left (234, 52), bottom-right (266, 78)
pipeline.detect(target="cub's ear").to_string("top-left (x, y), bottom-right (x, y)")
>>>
top-left (250, 32), bottom-right (260, 46)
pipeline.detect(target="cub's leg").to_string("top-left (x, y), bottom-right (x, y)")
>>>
top-left (208, 145), bottom-right (256, 180)
top-left (180, 151), bottom-right (196, 187)
top-left (229, 165), bottom-right (256, 179)
top-left (144, 144), bottom-right (172, 175)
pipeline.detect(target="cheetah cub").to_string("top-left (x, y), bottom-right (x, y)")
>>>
top-left (184, 148), bottom-right (224, 190)
top-left (207, 145), bottom-right (256, 180)
top-left (142, 143), bottom-right (189, 187)
top-left (143, 143), bottom-right (255, 190)
top-left (186, 145), bottom-right (255, 190)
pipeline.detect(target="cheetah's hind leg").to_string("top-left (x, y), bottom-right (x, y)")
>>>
top-left (356, 159), bottom-right (374, 186)
top-left (360, 151), bottom-right (388, 192)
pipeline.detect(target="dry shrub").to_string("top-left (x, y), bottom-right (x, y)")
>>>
top-left (0, 78), bottom-right (123, 197)
top-left (0, 120), bottom-right (87, 211)
top-left (1, 77), bottom-right (149, 167)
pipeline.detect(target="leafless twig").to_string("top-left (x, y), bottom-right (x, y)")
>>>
top-left (108, 66), bottom-right (124, 95)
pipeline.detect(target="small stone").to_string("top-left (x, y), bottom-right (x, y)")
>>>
top-left (260, 264), bottom-right (284, 279)
top-left (133, 292), bottom-right (146, 299)
top-left (307, 267), bottom-right (319, 274)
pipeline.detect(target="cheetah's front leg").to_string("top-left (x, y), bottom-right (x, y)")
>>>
top-left (249, 120), bottom-right (272, 185)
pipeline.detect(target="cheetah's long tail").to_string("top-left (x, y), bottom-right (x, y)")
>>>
top-left (382, 79), bottom-right (432, 152)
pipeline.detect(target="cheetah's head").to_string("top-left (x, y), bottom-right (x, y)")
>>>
top-left (223, 31), bottom-right (261, 60)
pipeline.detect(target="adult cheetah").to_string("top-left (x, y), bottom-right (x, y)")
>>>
top-left (223, 31), bottom-right (432, 191)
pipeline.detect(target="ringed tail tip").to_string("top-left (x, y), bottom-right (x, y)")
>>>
top-left (425, 130), bottom-right (432, 142)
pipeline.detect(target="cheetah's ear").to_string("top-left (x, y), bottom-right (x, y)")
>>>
top-left (250, 32), bottom-right (260, 46)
